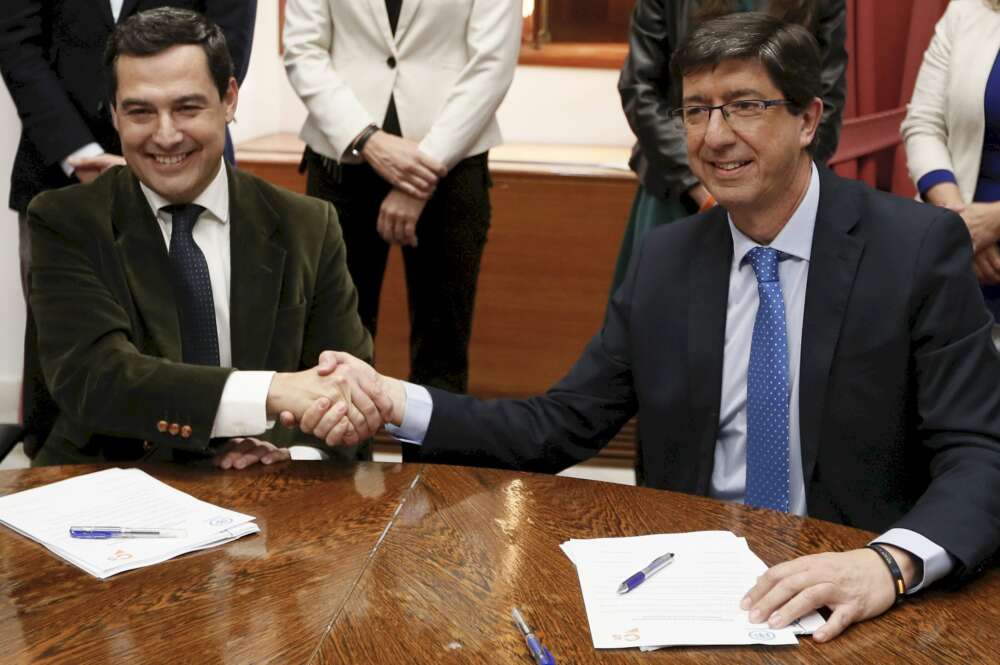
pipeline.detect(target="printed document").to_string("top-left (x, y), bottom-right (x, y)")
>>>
top-left (562, 531), bottom-right (825, 649)
top-left (0, 467), bottom-right (258, 578)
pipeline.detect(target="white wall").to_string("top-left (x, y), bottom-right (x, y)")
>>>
top-left (0, 83), bottom-right (24, 423)
top-left (0, 6), bottom-right (634, 422)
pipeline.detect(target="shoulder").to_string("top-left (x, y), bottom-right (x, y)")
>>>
top-left (942, 0), bottom-right (997, 27)
top-left (27, 167), bottom-right (121, 228)
top-left (231, 167), bottom-right (337, 225)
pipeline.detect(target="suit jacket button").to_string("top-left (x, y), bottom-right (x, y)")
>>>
top-left (180, 425), bottom-right (192, 439)
top-left (157, 420), bottom-right (169, 433)
top-left (168, 423), bottom-right (180, 436)
top-left (386, 55), bottom-right (396, 68)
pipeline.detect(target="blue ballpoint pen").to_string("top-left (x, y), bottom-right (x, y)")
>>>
top-left (511, 607), bottom-right (555, 665)
top-left (69, 526), bottom-right (187, 539)
top-left (617, 552), bottom-right (675, 594)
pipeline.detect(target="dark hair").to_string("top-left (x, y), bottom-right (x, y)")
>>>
top-left (104, 7), bottom-right (233, 105)
top-left (672, 12), bottom-right (822, 150)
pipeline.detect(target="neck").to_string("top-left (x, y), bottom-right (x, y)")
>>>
top-left (730, 156), bottom-right (812, 245)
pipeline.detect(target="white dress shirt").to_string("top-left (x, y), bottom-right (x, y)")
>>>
top-left (139, 159), bottom-right (274, 439)
top-left (391, 164), bottom-right (952, 591)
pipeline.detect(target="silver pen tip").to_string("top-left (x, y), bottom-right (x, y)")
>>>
top-left (616, 583), bottom-right (629, 595)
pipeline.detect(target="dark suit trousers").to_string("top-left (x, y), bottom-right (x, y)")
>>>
top-left (304, 150), bottom-right (491, 394)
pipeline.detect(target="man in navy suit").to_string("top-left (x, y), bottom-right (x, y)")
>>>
top-left (298, 13), bottom-right (1000, 643)
top-left (0, 0), bottom-right (257, 456)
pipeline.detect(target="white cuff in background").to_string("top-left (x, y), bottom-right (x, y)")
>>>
top-left (60, 142), bottom-right (105, 177)
top-left (385, 382), bottom-right (432, 444)
top-left (210, 371), bottom-right (276, 438)
top-left (871, 528), bottom-right (954, 593)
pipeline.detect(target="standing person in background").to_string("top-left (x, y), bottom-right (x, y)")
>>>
top-left (616, 0), bottom-right (847, 484)
top-left (902, 0), bottom-right (1000, 344)
top-left (0, 0), bottom-right (257, 457)
top-left (282, 0), bottom-right (521, 459)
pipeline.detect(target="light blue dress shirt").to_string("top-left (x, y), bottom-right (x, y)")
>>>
top-left (390, 164), bottom-right (951, 591)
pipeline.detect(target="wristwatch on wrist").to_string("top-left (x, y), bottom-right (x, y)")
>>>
top-left (349, 124), bottom-right (380, 159)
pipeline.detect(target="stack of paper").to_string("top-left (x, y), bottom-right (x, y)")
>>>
top-left (0, 467), bottom-right (259, 578)
top-left (561, 531), bottom-right (825, 650)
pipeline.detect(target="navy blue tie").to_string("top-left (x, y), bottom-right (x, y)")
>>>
top-left (165, 204), bottom-right (220, 366)
top-left (744, 247), bottom-right (790, 512)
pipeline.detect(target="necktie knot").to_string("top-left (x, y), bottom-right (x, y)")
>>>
top-left (745, 246), bottom-right (780, 283)
top-left (163, 203), bottom-right (205, 235)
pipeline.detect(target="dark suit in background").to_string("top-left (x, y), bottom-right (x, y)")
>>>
top-left (420, 166), bottom-right (1000, 579)
top-left (27, 165), bottom-right (371, 464)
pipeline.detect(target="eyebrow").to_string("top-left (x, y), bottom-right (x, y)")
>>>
top-left (118, 94), bottom-right (210, 109)
top-left (681, 88), bottom-right (770, 105)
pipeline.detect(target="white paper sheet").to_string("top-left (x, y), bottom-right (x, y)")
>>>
top-left (562, 531), bottom-right (825, 649)
top-left (0, 467), bottom-right (259, 578)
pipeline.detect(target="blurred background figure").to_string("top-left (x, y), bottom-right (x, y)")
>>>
top-left (0, 0), bottom-right (257, 458)
top-left (902, 0), bottom-right (1000, 343)
top-left (283, 0), bottom-right (521, 459)
top-left (613, 0), bottom-right (847, 292)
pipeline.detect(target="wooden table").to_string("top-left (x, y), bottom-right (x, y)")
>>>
top-left (0, 463), bottom-right (993, 663)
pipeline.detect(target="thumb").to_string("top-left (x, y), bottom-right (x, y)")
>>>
top-left (315, 350), bottom-right (340, 375)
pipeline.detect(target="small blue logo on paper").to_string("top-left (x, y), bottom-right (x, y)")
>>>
top-left (749, 630), bottom-right (775, 642)
top-left (208, 516), bottom-right (233, 527)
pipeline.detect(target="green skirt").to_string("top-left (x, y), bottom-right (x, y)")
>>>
top-left (610, 185), bottom-right (689, 295)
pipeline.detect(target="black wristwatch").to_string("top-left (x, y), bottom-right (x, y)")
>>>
top-left (349, 123), bottom-right (380, 159)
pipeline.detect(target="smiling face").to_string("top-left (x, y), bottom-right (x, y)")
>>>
top-left (681, 58), bottom-right (820, 233)
top-left (111, 44), bottom-right (237, 203)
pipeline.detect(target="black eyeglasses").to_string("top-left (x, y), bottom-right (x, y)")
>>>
top-left (670, 99), bottom-right (793, 130)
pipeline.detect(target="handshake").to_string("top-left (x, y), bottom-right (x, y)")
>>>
top-left (264, 351), bottom-right (407, 445)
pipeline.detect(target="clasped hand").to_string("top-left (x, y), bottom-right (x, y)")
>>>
top-left (271, 354), bottom-right (404, 446)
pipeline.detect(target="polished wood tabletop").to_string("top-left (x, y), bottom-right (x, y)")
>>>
top-left (0, 462), bottom-right (994, 664)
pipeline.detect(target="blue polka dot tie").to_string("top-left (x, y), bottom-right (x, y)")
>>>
top-left (744, 247), bottom-right (790, 512)
top-left (165, 204), bottom-right (220, 366)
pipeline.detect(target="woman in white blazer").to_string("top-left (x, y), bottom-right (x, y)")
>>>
top-left (901, 0), bottom-right (1000, 325)
top-left (283, 0), bottom-right (521, 445)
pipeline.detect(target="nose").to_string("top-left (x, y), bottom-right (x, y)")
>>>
top-left (702, 106), bottom-right (737, 150)
top-left (153, 111), bottom-right (183, 149)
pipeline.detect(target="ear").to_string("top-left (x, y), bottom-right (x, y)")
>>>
top-left (798, 97), bottom-right (823, 149)
top-left (223, 77), bottom-right (238, 123)
top-left (110, 101), bottom-right (120, 132)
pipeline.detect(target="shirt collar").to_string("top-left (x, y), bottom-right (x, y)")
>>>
top-left (140, 158), bottom-right (230, 225)
top-left (728, 162), bottom-right (819, 265)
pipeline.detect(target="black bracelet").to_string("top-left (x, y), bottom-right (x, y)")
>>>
top-left (349, 123), bottom-right (380, 159)
top-left (867, 543), bottom-right (906, 602)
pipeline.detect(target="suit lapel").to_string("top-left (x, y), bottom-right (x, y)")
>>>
top-left (799, 167), bottom-right (864, 486)
top-left (687, 206), bottom-right (734, 492)
top-left (111, 169), bottom-right (183, 361)
top-left (227, 166), bottom-right (287, 370)
top-left (119, 0), bottom-right (141, 22)
top-left (395, 0), bottom-right (423, 39)
top-left (98, 0), bottom-right (116, 29)
top-left (365, 0), bottom-right (398, 48)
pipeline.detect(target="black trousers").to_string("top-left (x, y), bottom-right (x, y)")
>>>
top-left (304, 149), bottom-right (491, 397)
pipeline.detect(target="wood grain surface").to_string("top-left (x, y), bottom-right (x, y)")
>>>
top-left (0, 463), bottom-right (994, 663)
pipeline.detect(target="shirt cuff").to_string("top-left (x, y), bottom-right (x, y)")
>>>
top-left (209, 371), bottom-right (276, 438)
top-left (384, 382), bottom-right (432, 444)
top-left (871, 528), bottom-right (955, 593)
top-left (61, 142), bottom-right (105, 177)
top-left (916, 169), bottom-right (958, 200)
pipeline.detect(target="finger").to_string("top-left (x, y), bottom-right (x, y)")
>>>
top-left (763, 581), bottom-right (835, 630)
top-left (400, 175), bottom-right (433, 199)
top-left (403, 220), bottom-right (418, 247)
top-left (233, 449), bottom-right (263, 470)
top-left (344, 377), bottom-right (383, 437)
top-left (316, 350), bottom-right (339, 375)
top-left (812, 605), bottom-right (857, 643)
top-left (741, 557), bottom-right (811, 609)
top-left (324, 416), bottom-right (352, 446)
top-left (299, 397), bottom-right (335, 434)
top-left (377, 205), bottom-right (393, 244)
top-left (748, 570), bottom-right (817, 624)
top-left (312, 399), bottom-right (350, 441)
top-left (417, 153), bottom-right (448, 177)
top-left (404, 162), bottom-right (439, 188)
top-left (279, 410), bottom-right (297, 428)
top-left (261, 447), bottom-right (291, 465)
top-left (214, 438), bottom-right (254, 469)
